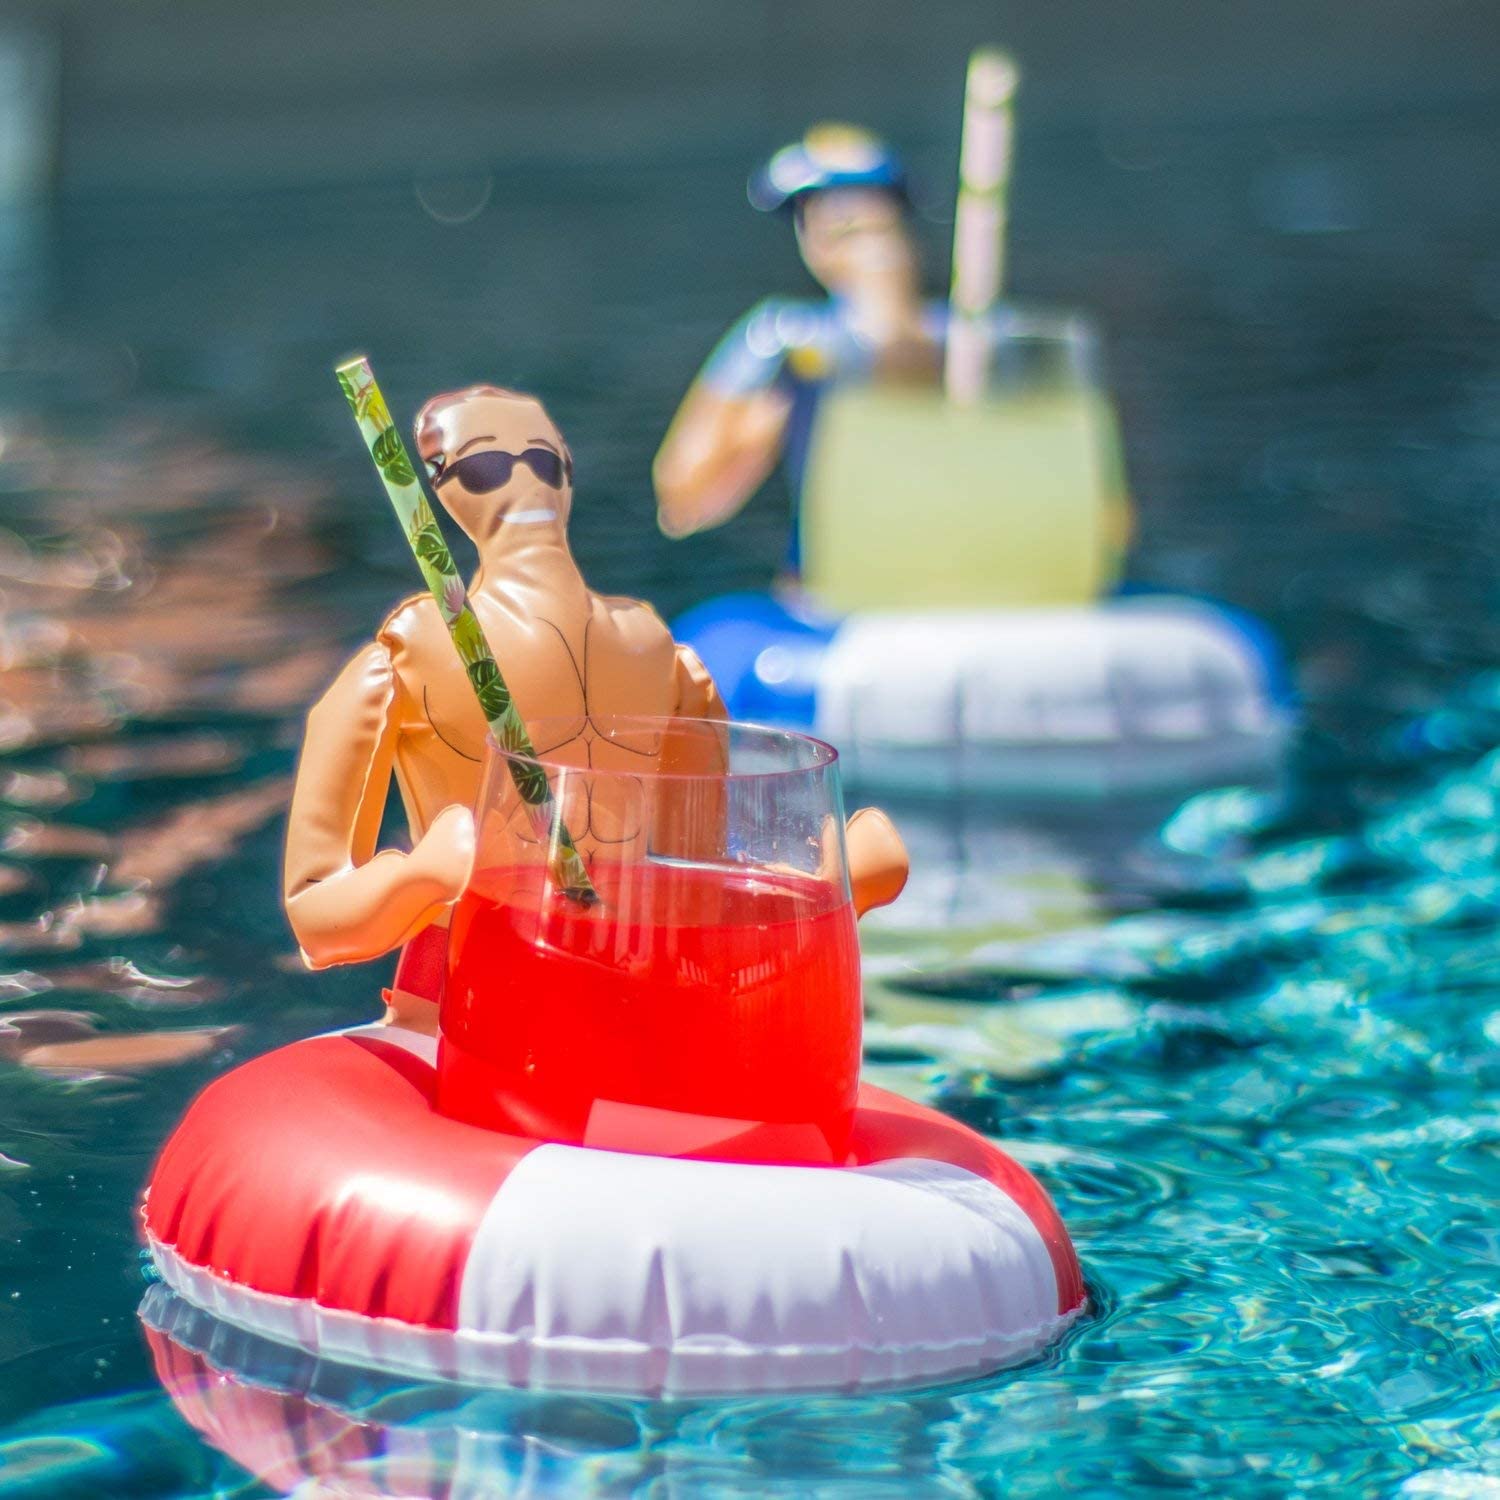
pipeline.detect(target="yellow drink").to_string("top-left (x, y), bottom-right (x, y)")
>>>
top-left (800, 382), bottom-right (1129, 614)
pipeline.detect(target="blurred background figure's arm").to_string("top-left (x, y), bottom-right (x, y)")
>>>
top-left (654, 300), bottom-right (798, 537)
top-left (654, 383), bottom-right (792, 536)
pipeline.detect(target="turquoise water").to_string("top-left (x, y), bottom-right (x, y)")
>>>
top-left (2, 114), bottom-right (1500, 1495)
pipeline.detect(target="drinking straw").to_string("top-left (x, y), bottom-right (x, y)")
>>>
top-left (943, 49), bottom-right (1020, 406)
top-left (335, 355), bottom-right (598, 904)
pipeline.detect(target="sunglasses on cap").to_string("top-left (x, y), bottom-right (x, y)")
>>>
top-left (432, 445), bottom-right (570, 493)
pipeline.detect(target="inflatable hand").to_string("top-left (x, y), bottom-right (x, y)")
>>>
top-left (286, 803), bottom-right (475, 971)
top-left (408, 802), bottom-right (479, 904)
top-left (845, 806), bottom-right (909, 918)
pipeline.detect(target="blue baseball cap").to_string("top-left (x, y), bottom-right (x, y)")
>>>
top-left (747, 124), bottom-right (909, 213)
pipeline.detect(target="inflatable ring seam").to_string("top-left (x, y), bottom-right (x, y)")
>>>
top-left (148, 1231), bottom-right (1081, 1365)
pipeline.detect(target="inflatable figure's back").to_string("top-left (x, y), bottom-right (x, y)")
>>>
top-left (800, 383), bottom-right (1127, 613)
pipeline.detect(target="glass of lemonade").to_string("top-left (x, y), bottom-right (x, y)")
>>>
top-left (439, 716), bottom-right (862, 1165)
top-left (800, 307), bottom-right (1130, 613)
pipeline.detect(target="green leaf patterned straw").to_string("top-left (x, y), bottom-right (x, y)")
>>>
top-left (335, 355), bottom-right (598, 905)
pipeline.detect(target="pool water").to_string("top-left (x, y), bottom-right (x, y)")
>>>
top-left (2, 105), bottom-right (1499, 1496)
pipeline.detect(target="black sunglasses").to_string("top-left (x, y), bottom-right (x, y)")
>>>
top-left (433, 446), bottom-right (569, 493)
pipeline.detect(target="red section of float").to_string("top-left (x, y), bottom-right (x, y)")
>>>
top-left (147, 1324), bottom-right (390, 1497)
top-left (144, 1032), bottom-right (534, 1330)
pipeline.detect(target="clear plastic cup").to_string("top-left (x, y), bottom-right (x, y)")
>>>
top-left (801, 306), bottom-right (1131, 611)
top-left (440, 715), bottom-right (862, 1165)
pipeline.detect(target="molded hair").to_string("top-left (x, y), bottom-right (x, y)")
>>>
top-left (414, 384), bottom-right (573, 482)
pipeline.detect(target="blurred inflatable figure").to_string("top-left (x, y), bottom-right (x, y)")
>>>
top-left (658, 54), bottom-right (1293, 799)
top-left (656, 124), bottom-right (942, 571)
top-left (656, 115), bottom-right (1130, 596)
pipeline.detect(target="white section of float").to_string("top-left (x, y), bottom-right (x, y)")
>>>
top-left (460, 1147), bottom-right (1063, 1394)
top-left (814, 599), bottom-right (1289, 796)
top-left (148, 1147), bottom-right (1070, 1397)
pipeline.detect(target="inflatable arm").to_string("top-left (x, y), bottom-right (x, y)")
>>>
top-left (670, 642), bottom-right (728, 724)
top-left (653, 383), bottom-right (792, 539)
top-left (282, 643), bottom-right (474, 970)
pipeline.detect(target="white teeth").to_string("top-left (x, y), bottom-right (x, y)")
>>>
top-left (505, 508), bottom-right (558, 525)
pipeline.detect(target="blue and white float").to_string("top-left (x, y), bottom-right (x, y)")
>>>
top-left (675, 590), bottom-right (1292, 799)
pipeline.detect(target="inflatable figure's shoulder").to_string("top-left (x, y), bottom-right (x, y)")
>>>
top-left (377, 591), bottom-right (441, 645)
top-left (594, 591), bottom-right (674, 653)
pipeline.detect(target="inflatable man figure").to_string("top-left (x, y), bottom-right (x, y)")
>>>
top-left (283, 384), bottom-right (908, 1031)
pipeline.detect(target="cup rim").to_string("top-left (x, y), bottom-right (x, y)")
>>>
top-left (483, 714), bottom-right (841, 783)
top-left (986, 300), bottom-right (1098, 346)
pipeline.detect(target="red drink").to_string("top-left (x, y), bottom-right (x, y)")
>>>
top-left (440, 860), bottom-right (862, 1164)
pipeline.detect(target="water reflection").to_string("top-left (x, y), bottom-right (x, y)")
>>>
top-left (139, 1286), bottom-right (1094, 1498)
top-left (0, 414), bottom-right (342, 1081)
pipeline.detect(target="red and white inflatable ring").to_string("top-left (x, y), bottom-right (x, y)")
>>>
top-left (142, 1024), bottom-right (1085, 1395)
